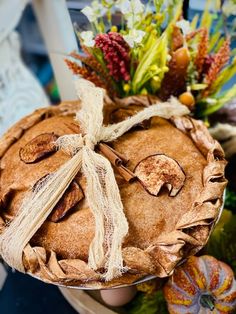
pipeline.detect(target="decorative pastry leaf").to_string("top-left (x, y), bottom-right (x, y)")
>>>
top-left (49, 180), bottom-right (84, 222)
top-left (134, 154), bottom-right (185, 197)
top-left (122, 247), bottom-right (156, 274)
top-left (19, 133), bottom-right (59, 164)
top-left (59, 259), bottom-right (100, 280)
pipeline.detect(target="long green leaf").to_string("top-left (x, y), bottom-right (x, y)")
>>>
top-left (209, 32), bottom-right (221, 52)
top-left (210, 60), bottom-right (236, 95)
top-left (166, 1), bottom-right (183, 40)
top-left (202, 84), bottom-right (236, 116)
top-left (132, 33), bottom-right (168, 93)
top-left (200, 0), bottom-right (213, 30)
top-left (191, 14), bottom-right (199, 30)
top-left (214, 37), bottom-right (225, 52)
top-left (231, 48), bottom-right (236, 56)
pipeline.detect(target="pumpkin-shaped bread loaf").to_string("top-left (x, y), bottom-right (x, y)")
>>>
top-left (0, 102), bottom-right (227, 288)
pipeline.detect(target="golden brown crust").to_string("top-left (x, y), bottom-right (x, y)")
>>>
top-left (0, 102), bottom-right (227, 288)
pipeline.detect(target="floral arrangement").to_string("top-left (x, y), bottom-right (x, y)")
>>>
top-left (65, 0), bottom-right (236, 121)
top-left (65, 1), bottom-right (236, 313)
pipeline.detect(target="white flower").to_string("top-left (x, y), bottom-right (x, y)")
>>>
top-left (126, 15), bottom-right (135, 28)
top-left (81, 6), bottom-right (95, 22)
top-left (117, 0), bottom-right (144, 28)
top-left (81, 1), bottom-right (107, 22)
top-left (163, 0), bottom-right (175, 7)
top-left (123, 29), bottom-right (145, 47)
top-left (80, 31), bottom-right (95, 47)
top-left (116, 0), bottom-right (131, 14)
top-left (176, 19), bottom-right (191, 36)
top-left (116, 0), bottom-right (144, 15)
top-left (131, 0), bottom-right (144, 14)
top-left (222, 0), bottom-right (236, 16)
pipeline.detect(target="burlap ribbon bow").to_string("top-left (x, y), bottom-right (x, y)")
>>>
top-left (0, 79), bottom-right (189, 280)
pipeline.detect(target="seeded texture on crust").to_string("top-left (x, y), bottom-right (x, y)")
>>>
top-left (0, 101), bottom-right (227, 288)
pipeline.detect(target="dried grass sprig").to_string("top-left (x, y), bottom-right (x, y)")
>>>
top-left (186, 28), bottom-right (203, 41)
top-left (81, 44), bottom-right (92, 56)
top-left (70, 52), bottom-right (118, 97)
top-left (64, 59), bottom-right (81, 75)
top-left (171, 25), bottom-right (184, 51)
top-left (203, 38), bottom-right (231, 97)
top-left (64, 59), bottom-right (107, 91)
top-left (195, 28), bottom-right (209, 77)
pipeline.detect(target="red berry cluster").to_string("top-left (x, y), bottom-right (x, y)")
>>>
top-left (95, 32), bottom-right (130, 82)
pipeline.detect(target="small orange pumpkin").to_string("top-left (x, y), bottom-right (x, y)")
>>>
top-left (163, 255), bottom-right (236, 313)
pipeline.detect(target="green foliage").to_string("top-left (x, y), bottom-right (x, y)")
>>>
top-left (132, 33), bottom-right (168, 94)
top-left (200, 0), bottom-right (215, 30)
top-left (125, 291), bottom-right (168, 314)
top-left (211, 60), bottom-right (236, 95)
top-left (225, 188), bottom-right (236, 211)
top-left (200, 84), bottom-right (236, 116)
top-left (207, 211), bottom-right (236, 274)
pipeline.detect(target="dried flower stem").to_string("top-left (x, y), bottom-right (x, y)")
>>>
top-left (203, 38), bottom-right (230, 97)
top-left (64, 59), bottom-right (107, 90)
top-left (70, 52), bottom-right (118, 97)
top-left (195, 28), bottom-right (209, 77)
top-left (171, 26), bottom-right (184, 51)
top-left (186, 28), bottom-right (203, 41)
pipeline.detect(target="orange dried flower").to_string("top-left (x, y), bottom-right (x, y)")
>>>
top-left (64, 59), bottom-right (107, 90)
top-left (64, 59), bottom-right (81, 75)
top-left (186, 28), bottom-right (203, 41)
top-left (70, 52), bottom-right (118, 97)
top-left (203, 38), bottom-right (230, 96)
top-left (195, 28), bottom-right (209, 77)
top-left (81, 44), bottom-right (92, 56)
top-left (171, 25), bottom-right (184, 51)
top-left (71, 52), bottom-right (112, 84)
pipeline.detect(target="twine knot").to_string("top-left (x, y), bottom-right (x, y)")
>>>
top-left (83, 134), bottom-right (97, 150)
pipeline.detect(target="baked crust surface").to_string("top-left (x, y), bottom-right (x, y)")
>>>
top-left (0, 102), bottom-right (227, 288)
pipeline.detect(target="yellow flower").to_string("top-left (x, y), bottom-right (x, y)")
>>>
top-left (154, 13), bottom-right (164, 22)
top-left (141, 88), bottom-right (148, 95)
top-left (162, 66), bottom-right (169, 73)
top-left (152, 75), bottom-right (160, 82)
top-left (110, 25), bottom-right (118, 32)
top-left (151, 76), bottom-right (160, 91)
top-left (123, 83), bottom-right (131, 92)
top-left (145, 25), bottom-right (153, 32)
top-left (151, 29), bottom-right (158, 36)
top-left (204, 120), bottom-right (210, 128)
top-left (150, 64), bottom-right (159, 72)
